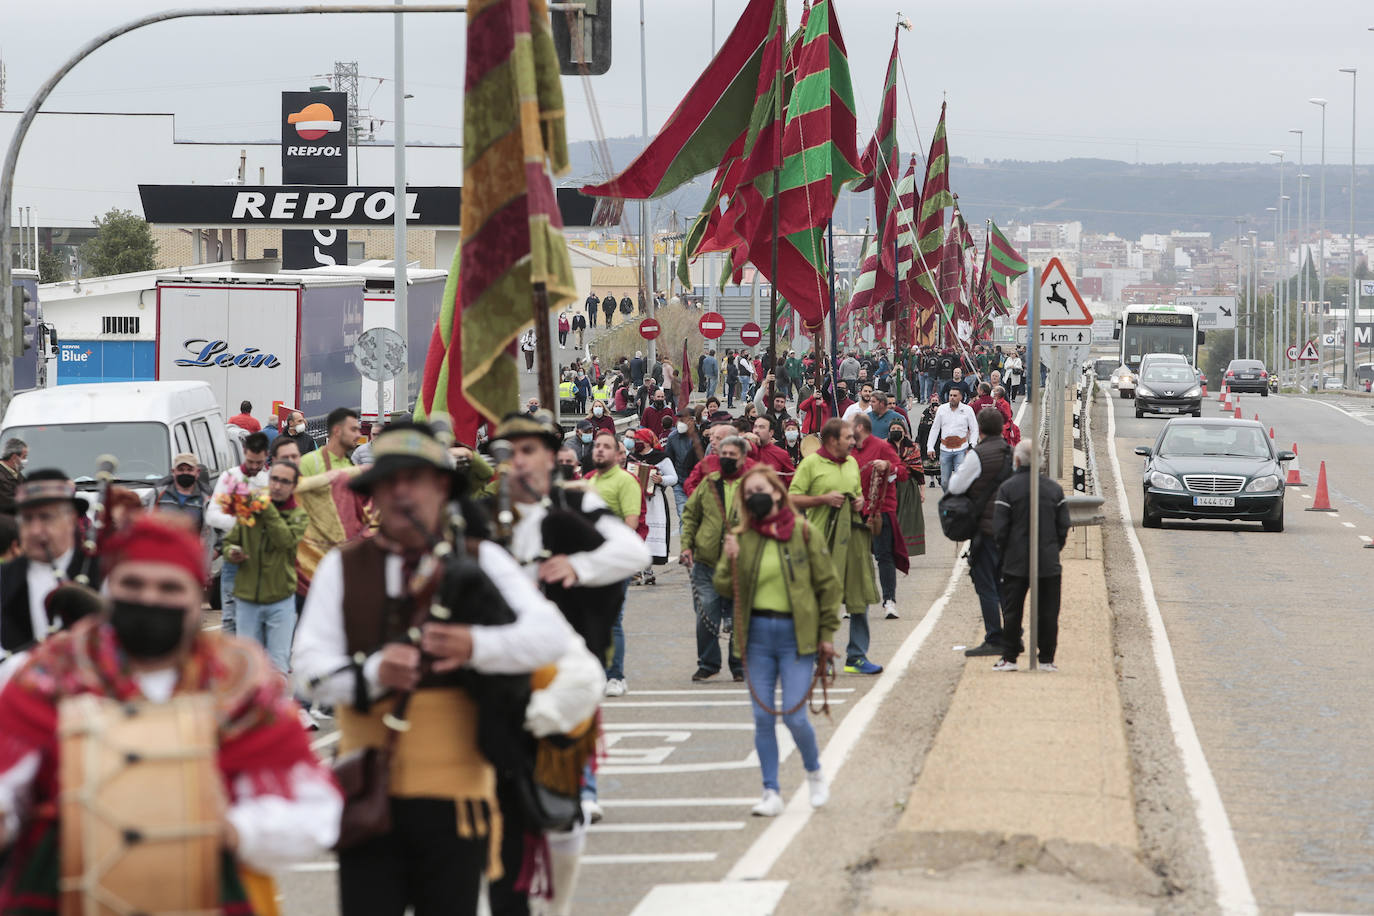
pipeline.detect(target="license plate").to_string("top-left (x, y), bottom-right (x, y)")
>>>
top-left (1158, 406), bottom-right (1178, 413)
top-left (1193, 496), bottom-right (1235, 507)
top-left (1241, 374), bottom-right (1256, 379)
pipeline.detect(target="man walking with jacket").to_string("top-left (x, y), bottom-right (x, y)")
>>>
top-left (992, 439), bottom-right (1070, 671)
top-left (681, 435), bottom-right (748, 682)
top-left (946, 408), bottom-right (1013, 658)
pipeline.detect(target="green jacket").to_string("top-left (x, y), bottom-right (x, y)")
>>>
top-left (225, 501), bottom-right (308, 604)
top-left (680, 471), bottom-right (744, 569)
top-left (712, 518), bottom-right (842, 657)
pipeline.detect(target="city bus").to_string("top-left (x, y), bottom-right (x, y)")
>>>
top-left (1114, 303), bottom-right (1205, 369)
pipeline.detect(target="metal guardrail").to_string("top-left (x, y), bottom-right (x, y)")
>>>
top-left (1067, 368), bottom-right (1105, 526)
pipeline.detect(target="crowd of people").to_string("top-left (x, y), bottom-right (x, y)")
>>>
top-left (0, 333), bottom-right (1073, 916)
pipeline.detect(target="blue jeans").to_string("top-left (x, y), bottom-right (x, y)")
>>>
top-left (235, 595), bottom-right (297, 673)
top-left (920, 373), bottom-right (936, 403)
top-left (968, 535), bottom-right (1004, 647)
top-left (605, 580), bottom-right (629, 680)
top-left (673, 484), bottom-right (689, 530)
top-left (746, 615), bottom-right (821, 792)
top-left (691, 561), bottom-right (741, 676)
top-left (845, 608), bottom-right (870, 665)
top-left (939, 448), bottom-right (968, 493)
top-left (219, 562), bottom-right (238, 635)
top-left (582, 761), bottom-right (598, 802)
top-left (705, 374), bottom-right (718, 399)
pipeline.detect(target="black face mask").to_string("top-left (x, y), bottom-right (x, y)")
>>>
top-left (110, 599), bottom-right (187, 660)
top-left (557, 464), bottom-right (577, 481)
top-left (719, 456), bottom-right (739, 476)
top-left (654, 401), bottom-right (665, 408)
top-left (174, 473), bottom-right (198, 489)
top-left (745, 492), bottom-right (774, 519)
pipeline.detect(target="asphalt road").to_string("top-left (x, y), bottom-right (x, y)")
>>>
top-left (1106, 386), bottom-right (1374, 915)
top-left (277, 469), bottom-right (968, 916)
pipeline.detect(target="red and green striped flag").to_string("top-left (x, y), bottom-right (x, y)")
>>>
top-left (888, 154), bottom-right (919, 346)
top-left (979, 219), bottom-right (1028, 317)
top-left (686, 0), bottom-right (861, 332)
top-left (909, 102), bottom-right (952, 344)
top-left (581, 0), bottom-right (782, 200)
top-left (939, 203), bottom-right (976, 342)
top-left (853, 29), bottom-right (901, 283)
top-left (416, 0), bottom-right (576, 442)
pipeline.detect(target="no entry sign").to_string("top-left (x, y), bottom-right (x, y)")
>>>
top-left (740, 322), bottom-right (762, 347)
top-left (639, 318), bottom-right (661, 340)
top-left (699, 312), bottom-right (726, 339)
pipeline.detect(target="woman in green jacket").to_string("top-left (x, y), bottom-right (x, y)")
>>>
top-left (717, 465), bottom-right (842, 818)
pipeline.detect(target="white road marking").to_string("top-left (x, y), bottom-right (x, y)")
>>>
top-left (585, 853), bottom-right (717, 865)
top-left (601, 797), bottom-right (761, 808)
top-left (629, 881), bottom-right (788, 916)
top-left (588, 821), bottom-right (745, 833)
top-left (1106, 400), bottom-right (1258, 915)
top-left (202, 623), bottom-right (222, 631)
top-left (1359, 536), bottom-right (1372, 543)
top-left (1301, 493), bottom-right (1312, 499)
top-left (623, 688), bottom-right (855, 695)
top-left (1342, 522), bottom-right (1356, 528)
top-left (601, 722), bottom-right (756, 730)
top-left (604, 700), bottom-right (847, 708)
top-left (310, 731), bottom-right (341, 753)
top-left (1303, 395), bottom-right (1374, 427)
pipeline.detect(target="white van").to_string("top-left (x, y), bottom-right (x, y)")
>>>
top-left (0, 381), bottom-right (239, 499)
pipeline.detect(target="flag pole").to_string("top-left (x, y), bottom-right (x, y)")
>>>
top-left (533, 282), bottom-right (557, 412)
top-left (826, 218), bottom-right (839, 411)
top-left (766, 16), bottom-right (782, 404)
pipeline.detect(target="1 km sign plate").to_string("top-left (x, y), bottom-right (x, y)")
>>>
top-left (1016, 257), bottom-right (1094, 326)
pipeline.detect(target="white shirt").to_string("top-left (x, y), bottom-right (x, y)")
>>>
top-left (292, 540), bottom-right (575, 708)
top-left (507, 488), bottom-right (651, 588)
top-left (24, 547), bottom-right (73, 645)
top-left (841, 400), bottom-right (871, 422)
top-left (205, 465), bottom-right (270, 533)
top-left (926, 403), bottom-right (979, 454)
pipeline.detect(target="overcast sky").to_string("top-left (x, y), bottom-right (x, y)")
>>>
top-left (6, 0), bottom-right (1374, 175)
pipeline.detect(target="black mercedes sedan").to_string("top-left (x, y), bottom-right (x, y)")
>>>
top-left (1134, 418), bottom-right (1294, 531)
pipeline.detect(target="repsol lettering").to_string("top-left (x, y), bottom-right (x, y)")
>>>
top-left (285, 146), bottom-right (343, 156)
top-left (174, 339), bottom-right (281, 369)
top-left (232, 190), bottom-right (421, 222)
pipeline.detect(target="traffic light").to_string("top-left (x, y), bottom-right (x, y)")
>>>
top-left (551, 0), bottom-right (611, 76)
top-left (11, 285), bottom-right (32, 359)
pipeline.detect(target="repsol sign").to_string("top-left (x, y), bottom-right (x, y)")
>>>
top-left (175, 339), bottom-right (281, 369)
top-left (138, 185), bottom-right (465, 228)
top-left (231, 190), bottom-right (422, 223)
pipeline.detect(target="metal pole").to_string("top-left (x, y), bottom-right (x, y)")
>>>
top-left (1312, 98), bottom-right (1327, 357)
top-left (393, 0), bottom-right (408, 417)
top-left (1291, 129), bottom-right (1304, 358)
top-left (1027, 265), bottom-right (1040, 672)
top-left (0, 3), bottom-right (463, 412)
top-left (1234, 217), bottom-right (1243, 362)
top-left (640, 0), bottom-right (655, 367)
top-left (1343, 68), bottom-right (1358, 388)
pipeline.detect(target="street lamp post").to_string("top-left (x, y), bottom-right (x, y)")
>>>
top-left (1290, 129), bottom-right (1304, 362)
top-left (1340, 67), bottom-right (1357, 387)
top-left (1282, 194), bottom-right (1291, 371)
top-left (1311, 98), bottom-right (1328, 356)
top-left (1234, 217), bottom-right (1245, 361)
top-left (1249, 230), bottom-right (1259, 358)
top-left (1269, 150), bottom-right (1285, 376)
top-left (1267, 205), bottom-right (1279, 368)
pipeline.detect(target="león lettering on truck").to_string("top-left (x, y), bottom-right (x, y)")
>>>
top-left (175, 339), bottom-right (282, 369)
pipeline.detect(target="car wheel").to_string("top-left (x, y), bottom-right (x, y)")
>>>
top-left (1134, 408), bottom-right (1144, 419)
top-left (1192, 410), bottom-right (1202, 417)
top-left (1142, 507), bottom-right (1162, 528)
top-left (1261, 389), bottom-right (1268, 397)
top-left (1262, 506), bottom-right (1284, 532)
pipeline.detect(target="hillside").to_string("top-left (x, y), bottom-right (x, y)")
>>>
top-left (565, 139), bottom-right (1374, 241)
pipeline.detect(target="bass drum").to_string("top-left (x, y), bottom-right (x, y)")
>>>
top-left (799, 434), bottom-right (821, 458)
top-left (59, 693), bottom-right (221, 916)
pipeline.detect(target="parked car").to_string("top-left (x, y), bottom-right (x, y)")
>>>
top-left (1135, 362), bottom-right (1202, 418)
top-left (1223, 358), bottom-right (1270, 396)
top-left (1135, 418), bottom-right (1293, 531)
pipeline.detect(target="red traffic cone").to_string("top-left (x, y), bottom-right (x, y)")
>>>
top-left (1285, 443), bottom-right (1305, 486)
top-left (1254, 413), bottom-right (1260, 422)
top-left (1218, 385), bottom-right (1228, 403)
top-left (1202, 381), bottom-right (1208, 396)
top-left (1269, 426), bottom-right (1275, 439)
top-left (1306, 461), bottom-right (1333, 511)
top-left (1233, 405), bottom-right (1242, 419)
top-left (1221, 391), bottom-right (1231, 410)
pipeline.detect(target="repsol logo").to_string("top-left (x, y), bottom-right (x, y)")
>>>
top-left (174, 339), bottom-right (281, 369)
top-left (285, 145), bottom-right (343, 157)
top-left (231, 190), bottom-right (421, 223)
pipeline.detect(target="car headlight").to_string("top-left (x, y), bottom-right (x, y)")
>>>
top-left (1245, 474), bottom-right (1280, 493)
top-left (1148, 470), bottom-right (1182, 490)
top-left (1182, 387), bottom-right (1200, 398)
top-left (1136, 385), bottom-right (1155, 397)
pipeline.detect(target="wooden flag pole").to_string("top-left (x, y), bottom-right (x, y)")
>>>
top-left (766, 17), bottom-right (783, 405)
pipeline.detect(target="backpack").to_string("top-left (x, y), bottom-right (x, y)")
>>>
top-left (937, 447), bottom-right (1012, 542)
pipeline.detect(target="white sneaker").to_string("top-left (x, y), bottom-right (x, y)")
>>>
top-left (806, 769), bottom-right (829, 808)
top-left (581, 799), bottom-right (603, 824)
top-left (298, 708), bottom-right (320, 731)
top-left (603, 678), bottom-right (628, 697)
top-left (1039, 662), bottom-right (1059, 673)
top-left (882, 600), bottom-right (899, 619)
top-left (751, 789), bottom-right (784, 817)
top-left (992, 659), bottom-right (1017, 672)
